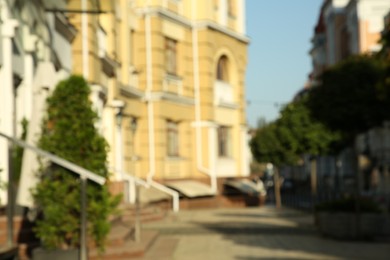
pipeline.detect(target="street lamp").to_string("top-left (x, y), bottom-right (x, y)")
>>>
top-left (130, 117), bottom-right (137, 135)
top-left (111, 100), bottom-right (125, 181)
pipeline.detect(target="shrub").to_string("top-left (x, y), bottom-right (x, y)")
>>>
top-left (32, 75), bottom-right (120, 252)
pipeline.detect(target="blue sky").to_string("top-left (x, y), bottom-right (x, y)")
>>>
top-left (245, 0), bottom-right (323, 127)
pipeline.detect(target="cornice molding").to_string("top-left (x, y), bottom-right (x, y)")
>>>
top-left (136, 7), bottom-right (249, 43)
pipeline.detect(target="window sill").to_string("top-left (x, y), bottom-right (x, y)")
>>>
top-left (165, 73), bottom-right (182, 81)
top-left (166, 156), bottom-right (185, 161)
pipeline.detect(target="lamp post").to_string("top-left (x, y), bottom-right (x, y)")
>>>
top-left (114, 101), bottom-right (125, 181)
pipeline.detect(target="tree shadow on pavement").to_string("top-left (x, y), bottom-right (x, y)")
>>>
top-left (187, 209), bottom-right (390, 260)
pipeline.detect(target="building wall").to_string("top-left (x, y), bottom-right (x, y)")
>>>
top-left (116, 0), bottom-right (249, 187)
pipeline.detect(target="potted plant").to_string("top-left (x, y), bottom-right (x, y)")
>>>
top-left (31, 76), bottom-right (120, 259)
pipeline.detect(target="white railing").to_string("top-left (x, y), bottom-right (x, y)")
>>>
top-left (109, 167), bottom-right (179, 212)
top-left (0, 131), bottom-right (104, 260)
top-left (149, 179), bottom-right (180, 212)
top-left (214, 80), bottom-right (234, 105)
top-left (163, 74), bottom-right (183, 96)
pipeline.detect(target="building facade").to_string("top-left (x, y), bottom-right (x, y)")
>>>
top-left (0, 0), bottom-right (76, 206)
top-left (304, 0), bottom-right (390, 200)
top-left (111, 0), bottom-right (250, 199)
top-left (312, 0), bottom-right (390, 71)
top-left (1, 0), bottom-right (250, 207)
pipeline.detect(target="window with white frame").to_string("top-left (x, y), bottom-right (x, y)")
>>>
top-left (165, 37), bottom-right (177, 75)
top-left (167, 120), bottom-right (179, 157)
top-left (218, 126), bottom-right (231, 157)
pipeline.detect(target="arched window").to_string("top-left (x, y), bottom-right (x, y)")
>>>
top-left (216, 55), bottom-right (229, 82)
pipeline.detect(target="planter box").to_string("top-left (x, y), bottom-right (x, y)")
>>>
top-left (32, 248), bottom-right (79, 260)
top-left (317, 212), bottom-right (390, 239)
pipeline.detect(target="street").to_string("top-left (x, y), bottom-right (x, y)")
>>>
top-left (137, 206), bottom-right (390, 260)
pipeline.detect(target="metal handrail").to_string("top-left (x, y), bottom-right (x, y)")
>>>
top-left (149, 180), bottom-right (179, 212)
top-left (0, 132), bottom-right (105, 185)
top-left (109, 167), bottom-right (179, 212)
top-left (0, 131), bottom-right (105, 260)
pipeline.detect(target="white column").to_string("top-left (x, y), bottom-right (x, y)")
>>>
top-left (237, 0), bottom-right (246, 34)
top-left (208, 126), bottom-right (217, 192)
top-left (91, 85), bottom-right (104, 133)
top-left (0, 15), bottom-right (18, 205)
top-left (219, 0), bottom-right (227, 26)
top-left (241, 126), bottom-right (250, 176)
top-left (82, 0), bottom-right (89, 79)
top-left (23, 30), bottom-right (38, 120)
top-left (115, 122), bottom-right (123, 181)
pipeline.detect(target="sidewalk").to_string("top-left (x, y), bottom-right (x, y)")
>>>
top-left (137, 206), bottom-right (390, 260)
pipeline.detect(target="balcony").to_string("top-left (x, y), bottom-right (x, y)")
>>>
top-left (214, 80), bottom-right (236, 107)
top-left (163, 74), bottom-right (183, 96)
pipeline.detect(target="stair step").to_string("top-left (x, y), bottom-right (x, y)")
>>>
top-left (0, 245), bottom-right (18, 259)
top-left (114, 204), bottom-right (167, 224)
top-left (105, 223), bottom-right (133, 247)
top-left (89, 230), bottom-right (159, 260)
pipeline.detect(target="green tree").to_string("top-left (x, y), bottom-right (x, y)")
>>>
top-left (307, 55), bottom-right (388, 142)
top-left (277, 98), bottom-right (342, 156)
top-left (33, 75), bottom-right (120, 251)
top-left (250, 98), bottom-right (340, 167)
top-left (250, 122), bottom-right (298, 167)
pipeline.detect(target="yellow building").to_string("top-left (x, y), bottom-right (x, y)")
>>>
top-left (69, 0), bottom-right (250, 204)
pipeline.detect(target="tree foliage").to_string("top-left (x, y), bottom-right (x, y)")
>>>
top-left (33, 75), bottom-right (120, 251)
top-left (250, 122), bottom-right (298, 167)
top-left (250, 98), bottom-right (340, 167)
top-left (307, 55), bottom-right (388, 140)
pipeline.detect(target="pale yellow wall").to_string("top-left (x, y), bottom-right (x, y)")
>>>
top-left (359, 20), bottom-right (381, 53)
top-left (80, 0), bottom-right (249, 182)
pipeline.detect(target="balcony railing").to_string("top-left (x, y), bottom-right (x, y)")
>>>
top-left (214, 80), bottom-right (234, 106)
top-left (163, 74), bottom-right (183, 96)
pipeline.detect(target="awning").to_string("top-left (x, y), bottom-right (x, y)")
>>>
top-left (224, 179), bottom-right (260, 195)
top-left (165, 180), bottom-right (215, 198)
top-left (139, 186), bottom-right (171, 204)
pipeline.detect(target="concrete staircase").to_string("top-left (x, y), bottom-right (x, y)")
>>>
top-left (0, 202), bottom-right (169, 259)
top-left (88, 203), bottom-right (168, 259)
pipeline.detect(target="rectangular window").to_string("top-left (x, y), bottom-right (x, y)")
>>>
top-left (227, 0), bottom-right (235, 17)
top-left (167, 120), bottom-right (179, 157)
top-left (130, 29), bottom-right (135, 65)
top-left (218, 126), bottom-right (231, 157)
top-left (165, 37), bottom-right (177, 75)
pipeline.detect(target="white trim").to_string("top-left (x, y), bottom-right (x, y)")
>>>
top-left (0, 7), bottom-right (18, 204)
top-left (192, 0), bottom-right (217, 194)
top-left (149, 92), bottom-right (194, 105)
top-left (145, 1), bottom-right (156, 183)
top-left (136, 7), bottom-right (250, 43)
top-left (191, 121), bottom-right (219, 128)
top-left (198, 21), bottom-right (250, 43)
top-left (218, 102), bottom-right (240, 109)
top-left (120, 84), bottom-right (145, 99)
top-left (0, 132), bottom-right (105, 185)
top-left (81, 0), bottom-right (89, 79)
